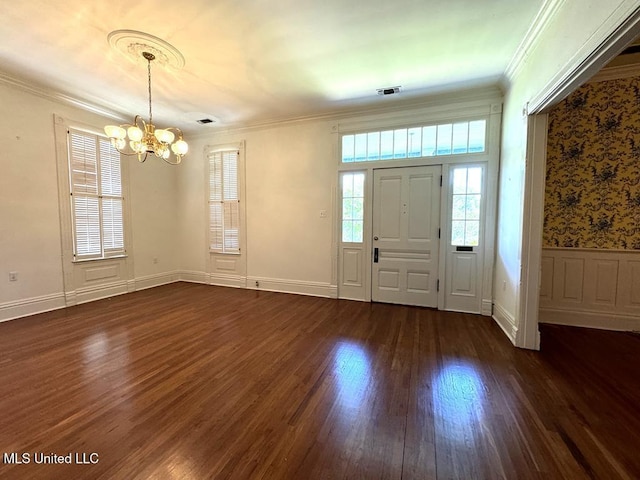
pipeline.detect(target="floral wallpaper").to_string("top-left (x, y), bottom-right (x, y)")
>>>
top-left (544, 76), bottom-right (640, 249)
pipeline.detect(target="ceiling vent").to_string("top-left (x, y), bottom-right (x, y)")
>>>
top-left (377, 86), bottom-right (401, 96)
top-left (183, 112), bottom-right (220, 125)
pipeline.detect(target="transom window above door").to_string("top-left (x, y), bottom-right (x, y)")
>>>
top-left (341, 119), bottom-right (486, 163)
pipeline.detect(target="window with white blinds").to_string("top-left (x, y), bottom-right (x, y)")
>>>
top-left (68, 128), bottom-right (125, 259)
top-left (208, 149), bottom-right (240, 253)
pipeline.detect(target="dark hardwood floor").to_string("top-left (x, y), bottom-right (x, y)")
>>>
top-left (0, 283), bottom-right (638, 479)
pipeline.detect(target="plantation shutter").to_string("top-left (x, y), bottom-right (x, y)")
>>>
top-left (69, 128), bottom-right (125, 259)
top-left (69, 130), bottom-right (101, 257)
top-left (209, 150), bottom-right (240, 253)
top-left (99, 138), bottom-right (124, 253)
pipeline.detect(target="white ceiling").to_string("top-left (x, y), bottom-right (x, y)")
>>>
top-left (0, 0), bottom-right (546, 133)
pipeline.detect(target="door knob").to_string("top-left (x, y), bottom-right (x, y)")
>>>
top-left (373, 236), bottom-right (378, 241)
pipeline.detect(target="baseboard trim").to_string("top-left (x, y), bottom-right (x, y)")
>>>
top-left (74, 281), bottom-right (130, 305)
top-left (339, 296), bottom-right (367, 302)
top-left (0, 293), bottom-right (66, 323)
top-left (179, 270), bottom-right (209, 284)
top-left (248, 276), bottom-right (338, 299)
top-left (481, 299), bottom-right (493, 317)
top-left (492, 302), bottom-right (518, 345)
top-left (135, 272), bottom-right (181, 291)
top-left (209, 273), bottom-right (247, 289)
top-left (1, 273), bottom-right (340, 323)
top-left (539, 308), bottom-right (640, 332)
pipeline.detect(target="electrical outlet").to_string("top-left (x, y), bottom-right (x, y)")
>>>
top-left (255, 280), bottom-right (259, 288)
top-left (9, 272), bottom-right (18, 282)
top-left (153, 257), bottom-right (159, 264)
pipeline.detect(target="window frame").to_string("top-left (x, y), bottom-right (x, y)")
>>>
top-left (67, 127), bottom-right (126, 261)
top-left (207, 145), bottom-right (243, 255)
top-left (449, 163), bottom-right (485, 248)
top-left (340, 171), bottom-right (366, 244)
top-left (340, 118), bottom-right (488, 164)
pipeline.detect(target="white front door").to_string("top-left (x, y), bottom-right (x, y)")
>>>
top-left (372, 165), bottom-right (441, 307)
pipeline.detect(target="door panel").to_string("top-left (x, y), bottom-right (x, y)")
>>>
top-left (451, 253), bottom-right (476, 296)
top-left (372, 165), bottom-right (441, 307)
top-left (378, 176), bottom-right (402, 241)
top-left (408, 174), bottom-right (433, 241)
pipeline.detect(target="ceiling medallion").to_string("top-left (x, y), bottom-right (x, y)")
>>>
top-left (107, 30), bottom-right (185, 69)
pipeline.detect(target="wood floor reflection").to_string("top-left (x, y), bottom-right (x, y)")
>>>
top-left (0, 282), bottom-right (638, 479)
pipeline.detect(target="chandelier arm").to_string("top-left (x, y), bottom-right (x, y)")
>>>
top-left (162, 155), bottom-right (182, 166)
top-left (115, 150), bottom-right (144, 157)
top-left (164, 127), bottom-right (185, 138)
top-left (134, 115), bottom-right (146, 129)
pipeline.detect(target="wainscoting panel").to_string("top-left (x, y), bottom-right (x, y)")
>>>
top-left (626, 261), bottom-right (640, 307)
top-left (209, 252), bottom-right (247, 290)
top-left (555, 257), bottom-right (584, 303)
top-left (214, 257), bottom-right (238, 272)
top-left (539, 256), bottom-right (554, 301)
top-left (73, 258), bottom-right (126, 291)
top-left (590, 260), bottom-right (618, 306)
top-left (540, 248), bottom-right (640, 331)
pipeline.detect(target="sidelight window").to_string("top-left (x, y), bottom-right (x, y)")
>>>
top-left (451, 166), bottom-right (482, 246)
top-left (341, 172), bottom-right (365, 243)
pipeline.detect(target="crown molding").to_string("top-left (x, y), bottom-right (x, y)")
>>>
top-left (0, 70), bottom-right (125, 121)
top-left (528, 2), bottom-right (640, 113)
top-left (588, 63), bottom-right (640, 83)
top-left (190, 85), bottom-right (504, 138)
top-left (504, 0), bottom-right (566, 84)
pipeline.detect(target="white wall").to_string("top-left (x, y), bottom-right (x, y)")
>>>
top-left (1, 84), bottom-right (67, 305)
top-left (129, 154), bottom-right (179, 280)
top-left (0, 81), bottom-right (180, 320)
top-left (178, 119), bottom-right (337, 292)
top-left (495, 0), bottom-right (640, 347)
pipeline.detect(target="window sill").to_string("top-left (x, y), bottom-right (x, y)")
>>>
top-left (209, 251), bottom-right (241, 256)
top-left (72, 254), bottom-right (128, 264)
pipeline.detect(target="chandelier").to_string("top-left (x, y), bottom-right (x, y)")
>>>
top-left (104, 51), bottom-right (188, 165)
